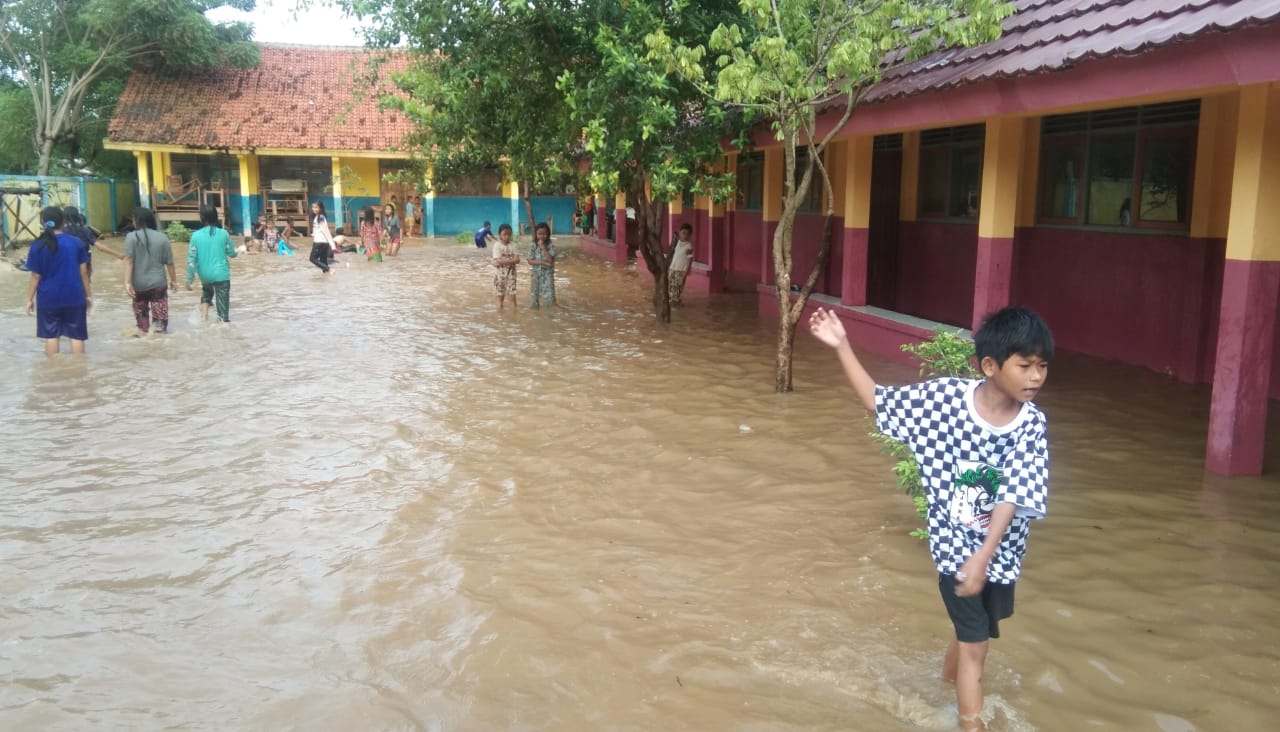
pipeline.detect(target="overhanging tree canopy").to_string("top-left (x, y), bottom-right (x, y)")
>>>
top-left (0, 0), bottom-right (260, 175)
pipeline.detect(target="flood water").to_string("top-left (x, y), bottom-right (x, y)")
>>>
top-left (1, 237), bottom-right (1278, 731)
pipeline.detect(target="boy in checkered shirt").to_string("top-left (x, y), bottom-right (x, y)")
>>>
top-left (809, 305), bottom-right (1052, 732)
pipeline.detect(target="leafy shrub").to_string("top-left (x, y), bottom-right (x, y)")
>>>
top-left (165, 220), bottom-right (192, 243)
top-left (876, 329), bottom-right (979, 538)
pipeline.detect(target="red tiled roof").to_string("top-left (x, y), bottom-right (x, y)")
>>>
top-left (107, 45), bottom-right (415, 152)
top-left (868, 0), bottom-right (1280, 102)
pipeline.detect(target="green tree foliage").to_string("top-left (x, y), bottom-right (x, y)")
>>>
top-left (0, 0), bottom-right (260, 175)
top-left (875, 330), bottom-right (980, 538)
top-left (651, 0), bottom-right (1012, 390)
top-left (341, 0), bottom-right (747, 322)
top-left (345, 0), bottom-right (585, 209)
top-left (558, 0), bottom-right (746, 322)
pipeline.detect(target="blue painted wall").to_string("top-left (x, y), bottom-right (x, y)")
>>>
top-left (431, 196), bottom-right (578, 236)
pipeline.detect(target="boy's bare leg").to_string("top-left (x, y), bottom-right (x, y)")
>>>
top-left (69, 339), bottom-right (85, 355)
top-left (955, 640), bottom-right (989, 731)
top-left (200, 302), bottom-right (210, 323)
top-left (943, 639), bottom-right (959, 684)
top-left (44, 338), bottom-right (60, 356)
top-left (496, 297), bottom-right (503, 311)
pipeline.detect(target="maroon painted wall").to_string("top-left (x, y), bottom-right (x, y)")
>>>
top-left (729, 211), bottom-right (764, 289)
top-left (790, 213), bottom-right (840, 296)
top-left (896, 221), bottom-right (977, 327)
top-left (1011, 228), bottom-right (1225, 384)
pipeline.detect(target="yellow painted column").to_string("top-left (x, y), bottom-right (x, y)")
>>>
top-left (507, 180), bottom-right (521, 235)
top-left (237, 154), bottom-right (259, 236)
top-left (151, 151), bottom-right (166, 194)
top-left (330, 157), bottom-right (344, 229)
top-left (840, 135), bottom-right (873, 305)
top-left (135, 151), bottom-right (151, 208)
top-left (762, 146), bottom-right (784, 285)
top-left (899, 131), bottom-right (920, 222)
top-left (972, 116), bottom-right (1026, 330)
top-left (613, 191), bottom-right (629, 261)
top-left (1207, 83), bottom-right (1280, 475)
top-left (1191, 92), bottom-right (1240, 240)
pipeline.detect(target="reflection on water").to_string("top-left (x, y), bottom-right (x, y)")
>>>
top-left (2, 239), bottom-right (1278, 731)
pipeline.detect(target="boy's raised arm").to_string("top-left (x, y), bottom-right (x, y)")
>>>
top-left (809, 308), bottom-right (878, 412)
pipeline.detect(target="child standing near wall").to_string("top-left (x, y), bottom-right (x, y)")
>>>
top-left (668, 223), bottom-right (694, 305)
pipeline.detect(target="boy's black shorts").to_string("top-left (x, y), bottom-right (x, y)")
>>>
top-left (939, 573), bottom-right (1015, 643)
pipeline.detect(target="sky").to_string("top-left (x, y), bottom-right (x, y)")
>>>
top-left (206, 0), bottom-right (372, 46)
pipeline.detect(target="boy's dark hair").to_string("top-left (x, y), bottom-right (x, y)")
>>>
top-left (679, 223), bottom-right (693, 234)
top-left (497, 223), bottom-right (512, 235)
top-left (362, 206), bottom-right (375, 223)
top-left (974, 306), bottom-right (1054, 365)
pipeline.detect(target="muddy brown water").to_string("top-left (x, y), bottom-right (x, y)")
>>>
top-left (1, 237), bottom-right (1278, 731)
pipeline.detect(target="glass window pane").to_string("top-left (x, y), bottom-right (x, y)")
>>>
top-left (919, 147), bottom-right (948, 216)
top-left (948, 147), bottom-right (982, 218)
top-left (1140, 136), bottom-right (1193, 223)
top-left (1087, 134), bottom-right (1136, 225)
top-left (1041, 141), bottom-right (1083, 219)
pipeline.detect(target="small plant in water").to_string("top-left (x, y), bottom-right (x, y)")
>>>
top-left (874, 329), bottom-right (979, 538)
top-left (165, 220), bottom-right (192, 243)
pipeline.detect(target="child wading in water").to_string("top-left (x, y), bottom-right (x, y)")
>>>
top-left (527, 222), bottom-right (556, 308)
top-left (491, 223), bottom-right (518, 311)
top-left (382, 203), bottom-right (402, 256)
top-left (309, 202), bottom-right (335, 274)
top-left (186, 205), bottom-right (237, 322)
top-left (810, 306), bottom-right (1053, 732)
top-left (358, 206), bottom-right (384, 262)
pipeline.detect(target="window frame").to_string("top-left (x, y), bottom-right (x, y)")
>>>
top-left (916, 126), bottom-right (983, 222)
top-left (736, 151), bottom-right (764, 211)
top-left (1036, 102), bottom-right (1199, 232)
top-left (1133, 126), bottom-right (1198, 231)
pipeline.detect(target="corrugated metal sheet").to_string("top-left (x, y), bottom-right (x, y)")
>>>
top-left (867, 0), bottom-right (1280, 102)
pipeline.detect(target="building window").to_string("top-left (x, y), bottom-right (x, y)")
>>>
top-left (736, 151), bottom-right (763, 210)
top-left (918, 124), bottom-right (984, 220)
top-left (260, 156), bottom-right (331, 200)
top-left (1040, 100), bottom-right (1198, 229)
top-left (793, 148), bottom-right (826, 213)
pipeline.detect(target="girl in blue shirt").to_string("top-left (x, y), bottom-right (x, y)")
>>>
top-left (24, 206), bottom-right (92, 355)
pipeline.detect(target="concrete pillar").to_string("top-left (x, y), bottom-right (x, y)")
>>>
top-left (237, 153), bottom-right (259, 237)
top-left (507, 180), bottom-right (520, 233)
top-left (706, 193), bottom-right (727, 292)
top-left (614, 191), bottom-right (629, 263)
top-left (330, 157), bottom-right (344, 230)
top-left (840, 136), bottom-right (873, 306)
top-left (762, 147), bottom-right (784, 287)
top-left (972, 116), bottom-right (1025, 330)
top-left (1207, 83), bottom-right (1280, 476)
top-left (134, 152), bottom-right (151, 208)
top-left (424, 165), bottom-right (436, 237)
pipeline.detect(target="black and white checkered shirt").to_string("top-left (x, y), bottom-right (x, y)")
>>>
top-left (875, 378), bottom-right (1049, 583)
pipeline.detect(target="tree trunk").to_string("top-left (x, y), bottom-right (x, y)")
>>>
top-left (772, 212), bottom-right (835, 393)
top-left (36, 135), bottom-right (55, 177)
top-left (775, 288), bottom-right (797, 392)
top-left (633, 186), bottom-right (671, 324)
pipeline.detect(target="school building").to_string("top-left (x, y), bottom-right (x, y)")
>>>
top-left (582, 1), bottom-right (1280, 475)
top-left (103, 44), bottom-right (576, 237)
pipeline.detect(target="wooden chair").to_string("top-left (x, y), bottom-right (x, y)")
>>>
top-left (157, 175), bottom-right (201, 206)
